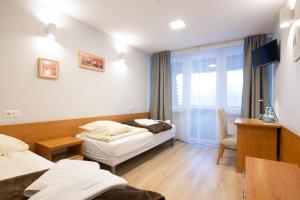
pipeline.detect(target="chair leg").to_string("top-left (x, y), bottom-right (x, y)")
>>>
top-left (216, 144), bottom-right (225, 165)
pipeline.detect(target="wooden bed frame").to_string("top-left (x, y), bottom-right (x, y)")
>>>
top-left (0, 112), bottom-right (149, 151)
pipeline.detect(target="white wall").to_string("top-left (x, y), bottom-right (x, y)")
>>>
top-left (273, 2), bottom-right (300, 135)
top-left (0, 0), bottom-right (149, 125)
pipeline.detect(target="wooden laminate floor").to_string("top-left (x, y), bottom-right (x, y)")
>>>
top-left (116, 141), bottom-right (242, 200)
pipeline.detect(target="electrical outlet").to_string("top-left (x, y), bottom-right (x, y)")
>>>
top-left (4, 110), bottom-right (14, 119)
top-left (128, 106), bottom-right (134, 113)
top-left (3, 110), bottom-right (21, 119)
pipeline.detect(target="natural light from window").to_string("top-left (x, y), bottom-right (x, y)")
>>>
top-left (171, 41), bottom-right (244, 146)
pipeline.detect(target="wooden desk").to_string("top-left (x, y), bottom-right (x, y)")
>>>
top-left (235, 118), bottom-right (281, 173)
top-left (244, 157), bottom-right (300, 200)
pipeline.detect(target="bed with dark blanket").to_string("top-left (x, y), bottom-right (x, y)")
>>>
top-left (123, 120), bottom-right (172, 134)
top-left (0, 170), bottom-right (164, 200)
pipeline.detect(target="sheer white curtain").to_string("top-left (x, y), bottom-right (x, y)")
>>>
top-left (171, 41), bottom-right (244, 147)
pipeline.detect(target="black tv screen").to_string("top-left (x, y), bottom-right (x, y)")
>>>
top-left (252, 39), bottom-right (280, 68)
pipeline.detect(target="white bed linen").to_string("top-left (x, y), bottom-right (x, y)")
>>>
top-left (24, 160), bottom-right (127, 200)
top-left (0, 150), bottom-right (54, 181)
top-left (76, 127), bottom-right (175, 166)
top-left (29, 172), bottom-right (127, 200)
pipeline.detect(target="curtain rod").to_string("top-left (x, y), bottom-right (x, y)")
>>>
top-left (171, 38), bottom-right (244, 53)
top-left (171, 34), bottom-right (273, 53)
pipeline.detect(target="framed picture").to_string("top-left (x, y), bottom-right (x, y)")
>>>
top-left (293, 26), bottom-right (300, 62)
top-left (38, 58), bottom-right (59, 79)
top-left (78, 51), bottom-right (105, 72)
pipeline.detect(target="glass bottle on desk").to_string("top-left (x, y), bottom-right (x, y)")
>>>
top-left (262, 106), bottom-right (278, 123)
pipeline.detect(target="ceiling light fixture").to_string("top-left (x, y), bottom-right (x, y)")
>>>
top-left (169, 20), bottom-right (186, 30)
top-left (45, 23), bottom-right (57, 39)
top-left (209, 64), bottom-right (216, 68)
top-left (280, 7), bottom-right (294, 28)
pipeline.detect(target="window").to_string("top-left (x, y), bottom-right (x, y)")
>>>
top-left (171, 62), bottom-right (183, 106)
top-left (171, 41), bottom-right (244, 146)
top-left (226, 55), bottom-right (244, 106)
top-left (191, 58), bottom-right (217, 106)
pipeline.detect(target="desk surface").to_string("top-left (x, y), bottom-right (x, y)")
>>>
top-left (245, 157), bottom-right (300, 200)
top-left (234, 118), bottom-right (281, 128)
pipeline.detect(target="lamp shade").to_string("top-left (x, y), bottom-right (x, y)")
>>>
top-left (280, 7), bottom-right (294, 28)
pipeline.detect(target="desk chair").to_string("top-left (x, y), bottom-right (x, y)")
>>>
top-left (216, 108), bottom-right (237, 165)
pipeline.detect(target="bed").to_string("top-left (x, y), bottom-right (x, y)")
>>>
top-left (76, 125), bottom-right (175, 173)
top-left (0, 150), bottom-right (54, 181)
top-left (0, 144), bottom-right (165, 200)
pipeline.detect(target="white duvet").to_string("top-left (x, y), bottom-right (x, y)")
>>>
top-left (24, 159), bottom-right (128, 200)
top-left (81, 127), bottom-right (148, 142)
top-left (0, 134), bottom-right (29, 155)
top-left (0, 150), bottom-right (54, 181)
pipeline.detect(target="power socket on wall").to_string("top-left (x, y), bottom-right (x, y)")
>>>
top-left (128, 106), bottom-right (134, 113)
top-left (3, 110), bottom-right (21, 119)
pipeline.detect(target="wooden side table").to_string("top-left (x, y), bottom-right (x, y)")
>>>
top-left (235, 118), bottom-right (281, 173)
top-left (36, 136), bottom-right (83, 162)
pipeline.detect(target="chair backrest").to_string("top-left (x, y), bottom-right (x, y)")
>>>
top-left (217, 108), bottom-right (227, 140)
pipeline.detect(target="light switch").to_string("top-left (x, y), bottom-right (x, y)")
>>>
top-left (14, 110), bottom-right (21, 118)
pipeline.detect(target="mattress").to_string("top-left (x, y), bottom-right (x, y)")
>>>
top-left (76, 127), bottom-right (175, 166)
top-left (0, 150), bottom-right (54, 181)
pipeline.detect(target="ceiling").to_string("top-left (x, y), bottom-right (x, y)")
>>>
top-left (41, 0), bottom-right (286, 54)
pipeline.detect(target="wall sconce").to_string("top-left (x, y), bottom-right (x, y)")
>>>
top-left (118, 52), bottom-right (126, 62)
top-left (280, 7), bottom-right (295, 28)
top-left (45, 23), bottom-right (57, 39)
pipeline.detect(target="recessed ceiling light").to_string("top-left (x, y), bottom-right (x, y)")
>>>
top-left (169, 20), bottom-right (186, 30)
top-left (209, 64), bottom-right (216, 68)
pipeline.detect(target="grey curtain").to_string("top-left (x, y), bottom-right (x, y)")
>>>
top-left (150, 51), bottom-right (172, 120)
top-left (241, 34), bottom-right (269, 118)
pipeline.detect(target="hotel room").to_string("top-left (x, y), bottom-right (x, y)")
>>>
top-left (0, 0), bottom-right (300, 199)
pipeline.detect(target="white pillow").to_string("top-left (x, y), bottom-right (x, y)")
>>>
top-left (134, 119), bottom-right (159, 126)
top-left (80, 121), bottom-right (131, 136)
top-left (0, 134), bottom-right (29, 155)
top-left (80, 120), bottom-right (120, 131)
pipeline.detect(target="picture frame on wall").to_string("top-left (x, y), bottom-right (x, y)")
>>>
top-left (78, 51), bottom-right (105, 72)
top-left (38, 58), bottom-right (59, 80)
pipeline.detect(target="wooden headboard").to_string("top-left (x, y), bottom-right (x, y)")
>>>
top-left (0, 112), bottom-right (149, 151)
top-left (280, 126), bottom-right (300, 166)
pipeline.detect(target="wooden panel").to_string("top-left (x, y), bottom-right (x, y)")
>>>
top-left (0, 112), bottom-right (149, 151)
top-left (236, 125), bottom-right (278, 173)
top-left (280, 127), bottom-right (300, 166)
top-left (245, 157), bottom-right (300, 200)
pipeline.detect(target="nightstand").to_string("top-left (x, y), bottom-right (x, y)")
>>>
top-left (36, 137), bottom-right (83, 162)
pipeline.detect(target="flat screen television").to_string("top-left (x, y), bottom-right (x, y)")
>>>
top-left (252, 39), bottom-right (280, 68)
